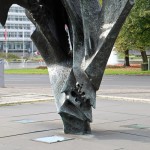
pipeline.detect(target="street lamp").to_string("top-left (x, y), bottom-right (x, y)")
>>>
top-left (30, 24), bottom-right (35, 58)
top-left (22, 25), bottom-right (25, 58)
top-left (4, 26), bottom-right (8, 58)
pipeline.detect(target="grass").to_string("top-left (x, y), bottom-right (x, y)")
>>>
top-left (105, 68), bottom-right (150, 75)
top-left (5, 68), bottom-right (48, 74)
top-left (4, 65), bottom-right (150, 75)
top-left (105, 64), bottom-right (150, 75)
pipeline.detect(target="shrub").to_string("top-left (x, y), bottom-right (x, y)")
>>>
top-left (0, 52), bottom-right (20, 60)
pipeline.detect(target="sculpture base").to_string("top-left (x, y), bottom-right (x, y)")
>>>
top-left (60, 113), bottom-right (91, 135)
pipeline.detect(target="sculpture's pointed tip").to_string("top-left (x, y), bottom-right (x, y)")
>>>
top-left (92, 102), bottom-right (96, 109)
top-left (61, 88), bottom-right (66, 93)
top-left (61, 84), bottom-right (68, 93)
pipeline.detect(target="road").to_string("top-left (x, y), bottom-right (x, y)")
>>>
top-left (5, 74), bottom-right (150, 90)
top-left (5, 74), bottom-right (50, 88)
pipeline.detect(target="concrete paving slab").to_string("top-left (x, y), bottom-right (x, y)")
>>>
top-left (0, 102), bottom-right (57, 117)
top-left (96, 100), bottom-right (150, 117)
top-left (93, 111), bottom-right (143, 123)
top-left (0, 136), bottom-right (120, 150)
top-left (0, 120), bottom-right (62, 138)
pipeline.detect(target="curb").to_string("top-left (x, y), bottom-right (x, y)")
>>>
top-left (97, 95), bottom-right (150, 103)
top-left (0, 98), bottom-right (54, 106)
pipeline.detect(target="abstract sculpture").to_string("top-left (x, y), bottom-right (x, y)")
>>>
top-left (0, 0), bottom-right (134, 134)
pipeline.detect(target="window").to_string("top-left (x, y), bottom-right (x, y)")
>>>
top-left (24, 32), bottom-right (30, 37)
top-left (18, 32), bottom-right (22, 37)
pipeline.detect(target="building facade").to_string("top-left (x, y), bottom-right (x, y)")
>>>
top-left (0, 4), bottom-right (35, 57)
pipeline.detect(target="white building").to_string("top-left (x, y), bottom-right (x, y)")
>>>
top-left (0, 4), bottom-right (35, 57)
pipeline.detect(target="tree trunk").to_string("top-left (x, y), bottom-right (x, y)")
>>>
top-left (141, 50), bottom-right (148, 71)
top-left (141, 50), bottom-right (148, 63)
top-left (124, 50), bottom-right (130, 67)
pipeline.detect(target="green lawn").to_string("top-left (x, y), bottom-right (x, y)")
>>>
top-left (4, 68), bottom-right (150, 75)
top-left (5, 69), bottom-right (48, 74)
top-left (105, 68), bottom-right (150, 75)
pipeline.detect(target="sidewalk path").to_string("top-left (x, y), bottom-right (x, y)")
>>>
top-left (0, 100), bottom-right (150, 150)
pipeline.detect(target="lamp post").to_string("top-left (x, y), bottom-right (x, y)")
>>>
top-left (30, 25), bottom-right (35, 58)
top-left (4, 26), bottom-right (8, 58)
top-left (22, 25), bottom-right (25, 58)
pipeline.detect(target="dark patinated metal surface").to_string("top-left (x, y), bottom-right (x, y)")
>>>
top-left (0, 0), bottom-right (134, 134)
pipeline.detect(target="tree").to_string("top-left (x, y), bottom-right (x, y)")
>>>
top-left (115, 27), bottom-right (131, 66)
top-left (115, 0), bottom-right (150, 66)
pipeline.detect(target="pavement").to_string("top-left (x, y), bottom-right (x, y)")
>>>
top-left (1, 99), bottom-right (150, 150)
top-left (0, 75), bottom-right (150, 149)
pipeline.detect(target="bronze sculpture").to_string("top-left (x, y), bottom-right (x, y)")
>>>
top-left (0, 0), bottom-right (134, 134)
